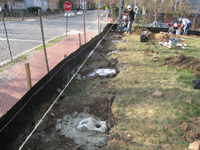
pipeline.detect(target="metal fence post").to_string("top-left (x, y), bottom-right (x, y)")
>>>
top-left (83, 10), bottom-right (86, 44)
top-left (2, 14), bottom-right (13, 62)
top-left (66, 12), bottom-right (68, 36)
top-left (106, 10), bottom-right (108, 25)
top-left (39, 10), bottom-right (49, 73)
top-left (98, 9), bottom-right (100, 34)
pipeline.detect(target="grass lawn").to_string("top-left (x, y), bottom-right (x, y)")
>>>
top-left (104, 33), bottom-right (200, 149)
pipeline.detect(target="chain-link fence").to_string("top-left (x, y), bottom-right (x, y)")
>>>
top-left (0, 10), bottom-right (109, 117)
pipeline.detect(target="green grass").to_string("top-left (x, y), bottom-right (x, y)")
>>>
top-left (50, 35), bottom-right (65, 43)
top-left (34, 43), bottom-right (54, 50)
top-left (34, 35), bottom-right (66, 50)
top-left (104, 33), bottom-right (200, 149)
top-left (10, 54), bottom-right (28, 65)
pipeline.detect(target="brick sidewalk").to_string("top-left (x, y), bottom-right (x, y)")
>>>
top-left (0, 29), bottom-right (98, 117)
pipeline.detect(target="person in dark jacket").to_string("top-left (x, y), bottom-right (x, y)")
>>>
top-left (122, 5), bottom-right (135, 35)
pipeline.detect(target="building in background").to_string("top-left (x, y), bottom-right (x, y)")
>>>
top-left (6, 0), bottom-right (49, 12)
top-left (0, 0), bottom-right (8, 12)
top-left (48, 0), bottom-right (59, 11)
top-left (1, 0), bottom-right (97, 12)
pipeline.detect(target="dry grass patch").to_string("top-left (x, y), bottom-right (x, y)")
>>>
top-left (106, 33), bottom-right (200, 150)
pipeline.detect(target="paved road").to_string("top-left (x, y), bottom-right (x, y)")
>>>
top-left (0, 11), bottom-right (107, 64)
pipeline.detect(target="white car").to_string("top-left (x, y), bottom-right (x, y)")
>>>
top-left (64, 11), bottom-right (75, 17)
top-left (76, 10), bottom-right (83, 16)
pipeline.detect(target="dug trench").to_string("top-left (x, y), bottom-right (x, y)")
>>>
top-left (13, 31), bottom-right (121, 150)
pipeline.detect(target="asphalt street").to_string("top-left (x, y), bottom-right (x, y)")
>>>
top-left (0, 11), bottom-right (107, 64)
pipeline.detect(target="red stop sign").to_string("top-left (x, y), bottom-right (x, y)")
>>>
top-left (64, 1), bottom-right (71, 12)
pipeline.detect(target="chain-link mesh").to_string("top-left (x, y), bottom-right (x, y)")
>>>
top-left (0, 10), bottom-right (109, 117)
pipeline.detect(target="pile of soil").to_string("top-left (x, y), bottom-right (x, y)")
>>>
top-left (155, 32), bottom-right (170, 41)
top-left (164, 53), bottom-right (200, 71)
top-left (180, 117), bottom-right (200, 142)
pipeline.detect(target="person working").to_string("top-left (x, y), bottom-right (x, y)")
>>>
top-left (122, 5), bottom-right (135, 35)
top-left (153, 21), bottom-right (157, 27)
top-left (168, 23), bottom-right (178, 34)
top-left (178, 18), bottom-right (192, 35)
top-left (122, 16), bottom-right (128, 31)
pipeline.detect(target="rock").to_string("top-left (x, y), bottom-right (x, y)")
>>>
top-left (72, 111), bottom-right (78, 118)
top-left (192, 79), bottom-right (200, 89)
top-left (153, 58), bottom-right (159, 61)
top-left (122, 38), bottom-right (126, 42)
top-left (75, 74), bottom-right (82, 80)
top-left (56, 124), bottom-right (62, 131)
top-left (57, 88), bottom-right (62, 93)
top-left (188, 141), bottom-right (200, 150)
top-left (111, 40), bottom-right (121, 44)
top-left (152, 91), bottom-right (163, 98)
top-left (50, 113), bottom-right (55, 117)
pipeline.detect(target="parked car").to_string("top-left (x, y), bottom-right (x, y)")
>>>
top-left (145, 22), bottom-right (171, 28)
top-left (64, 11), bottom-right (75, 17)
top-left (165, 21), bottom-right (182, 28)
top-left (76, 10), bottom-right (83, 16)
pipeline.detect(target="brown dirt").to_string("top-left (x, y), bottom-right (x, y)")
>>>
top-left (180, 117), bottom-right (200, 143)
top-left (163, 53), bottom-right (200, 72)
top-left (154, 32), bottom-right (170, 42)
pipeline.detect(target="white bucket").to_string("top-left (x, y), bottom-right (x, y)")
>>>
top-left (176, 29), bottom-right (181, 35)
top-left (169, 40), bottom-right (177, 49)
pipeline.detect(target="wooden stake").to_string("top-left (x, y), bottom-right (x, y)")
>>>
top-left (79, 33), bottom-right (81, 47)
top-left (25, 63), bottom-right (32, 90)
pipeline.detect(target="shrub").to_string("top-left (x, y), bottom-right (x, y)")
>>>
top-left (27, 7), bottom-right (42, 13)
top-left (46, 8), bottom-right (51, 12)
top-left (53, 9), bottom-right (59, 12)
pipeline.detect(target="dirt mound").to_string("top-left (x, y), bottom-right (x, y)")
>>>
top-left (155, 33), bottom-right (170, 41)
top-left (180, 117), bottom-right (200, 142)
top-left (164, 53), bottom-right (200, 71)
top-left (144, 49), bottom-right (154, 53)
